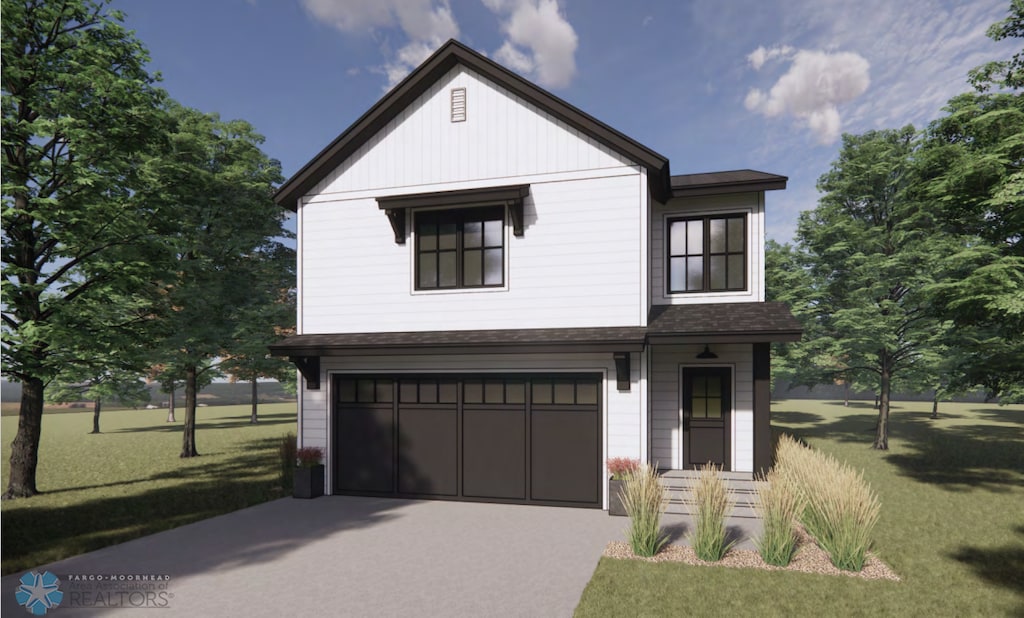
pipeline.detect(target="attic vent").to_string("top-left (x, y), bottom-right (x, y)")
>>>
top-left (450, 87), bottom-right (466, 122)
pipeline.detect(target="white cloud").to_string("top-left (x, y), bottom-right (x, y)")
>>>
top-left (301, 0), bottom-right (458, 86)
top-left (484, 0), bottom-right (578, 88)
top-left (747, 44), bottom-right (793, 71)
top-left (745, 49), bottom-right (870, 144)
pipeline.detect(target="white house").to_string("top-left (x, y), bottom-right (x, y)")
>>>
top-left (270, 40), bottom-right (801, 509)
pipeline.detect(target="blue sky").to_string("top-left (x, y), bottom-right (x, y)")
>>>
top-left (115, 0), bottom-right (1016, 242)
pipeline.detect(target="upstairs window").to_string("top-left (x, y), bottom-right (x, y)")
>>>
top-left (668, 214), bottom-right (746, 293)
top-left (415, 206), bottom-right (504, 290)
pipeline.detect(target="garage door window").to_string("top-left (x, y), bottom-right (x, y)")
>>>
top-left (532, 378), bottom-right (599, 405)
top-left (338, 378), bottom-right (394, 403)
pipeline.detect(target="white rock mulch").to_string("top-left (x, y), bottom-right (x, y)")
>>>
top-left (603, 527), bottom-right (900, 581)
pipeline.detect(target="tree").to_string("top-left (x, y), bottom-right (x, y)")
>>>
top-left (919, 15), bottom-right (1024, 402)
top-left (48, 369), bottom-right (150, 433)
top-left (782, 128), bottom-right (953, 449)
top-left (2, 0), bottom-right (165, 497)
top-left (969, 0), bottom-right (1024, 91)
top-left (221, 252), bottom-right (295, 424)
top-left (142, 104), bottom-right (287, 457)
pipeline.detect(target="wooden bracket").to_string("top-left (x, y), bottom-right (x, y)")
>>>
top-left (508, 200), bottom-right (525, 237)
top-left (290, 356), bottom-right (320, 390)
top-left (613, 352), bottom-right (631, 391)
top-left (384, 208), bottom-right (407, 244)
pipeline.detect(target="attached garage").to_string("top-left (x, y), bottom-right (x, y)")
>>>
top-left (332, 374), bottom-right (601, 508)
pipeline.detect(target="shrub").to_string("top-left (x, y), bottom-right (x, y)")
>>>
top-left (775, 433), bottom-right (881, 571)
top-left (296, 446), bottom-right (323, 468)
top-left (688, 463), bottom-right (735, 561)
top-left (621, 463), bottom-right (668, 557)
top-left (607, 457), bottom-right (641, 480)
top-left (279, 433), bottom-right (297, 492)
top-left (754, 469), bottom-right (802, 566)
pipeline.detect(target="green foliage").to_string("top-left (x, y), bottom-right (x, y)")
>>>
top-left (775, 435), bottom-right (881, 572)
top-left (47, 369), bottom-right (151, 409)
top-left (279, 432), bottom-right (297, 493)
top-left (620, 463), bottom-right (668, 557)
top-left (687, 463), bottom-right (735, 562)
top-left (968, 0), bottom-right (1024, 91)
top-left (753, 469), bottom-right (801, 567)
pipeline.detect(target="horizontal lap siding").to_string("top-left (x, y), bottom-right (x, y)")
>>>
top-left (650, 344), bottom-right (754, 472)
top-left (651, 193), bottom-right (765, 305)
top-left (301, 173), bottom-right (642, 333)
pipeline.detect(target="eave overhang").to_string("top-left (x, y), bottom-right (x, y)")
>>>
top-left (670, 170), bottom-right (788, 198)
top-left (377, 184), bottom-right (530, 243)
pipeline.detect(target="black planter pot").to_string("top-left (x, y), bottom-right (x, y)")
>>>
top-left (293, 464), bottom-right (325, 499)
top-left (608, 478), bottom-right (628, 516)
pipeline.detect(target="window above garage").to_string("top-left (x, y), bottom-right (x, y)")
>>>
top-left (415, 206), bottom-right (505, 290)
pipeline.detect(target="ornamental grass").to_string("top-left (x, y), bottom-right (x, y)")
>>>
top-left (753, 468), bottom-right (802, 566)
top-left (621, 463), bottom-right (669, 557)
top-left (775, 434), bottom-right (881, 571)
top-left (688, 463), bottom-right (736, 562)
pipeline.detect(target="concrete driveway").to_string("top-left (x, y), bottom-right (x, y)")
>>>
top-left (3, 496), bottom-right (760, 617)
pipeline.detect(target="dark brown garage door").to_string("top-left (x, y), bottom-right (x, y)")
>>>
top-left (333, 374), bottom-right (601, 507)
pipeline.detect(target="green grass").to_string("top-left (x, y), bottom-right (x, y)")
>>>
top-left (1, 404), bottom-right (297, 575)
top-left (576, 400), bottom-right (1024, 617)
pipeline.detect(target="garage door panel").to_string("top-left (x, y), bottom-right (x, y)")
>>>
top-left (463, 407), bottom-right (526, 500)
top-left (336, 406), bottom-right (394, 493)
top-left (398, 407), bottom-right (458, 496)
top-left (530, 409), bottom-right (599, 504)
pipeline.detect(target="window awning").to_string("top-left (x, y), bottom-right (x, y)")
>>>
top-left (376, 184), bottom-right (530, 244)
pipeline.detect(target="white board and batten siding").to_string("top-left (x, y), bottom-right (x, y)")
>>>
top-left (299, 352), bottom-right (646, 509)
top-left (298, 63), bottom-right (649, 334)
top-left (650, 193), bottom-right (766, 305)
top-left (649, 344), bottom-right (755, 473)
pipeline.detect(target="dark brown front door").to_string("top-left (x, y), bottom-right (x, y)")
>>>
top-left (682, 367), bottom-right (731, 470)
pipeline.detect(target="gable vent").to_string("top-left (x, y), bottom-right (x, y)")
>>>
top-left (450, 87), bottom-right (467, 122)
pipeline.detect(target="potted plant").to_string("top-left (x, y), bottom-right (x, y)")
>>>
top-left (293, 446), bottom-right (325, 499)
top-left (607, 457), bottom-right (640, 516)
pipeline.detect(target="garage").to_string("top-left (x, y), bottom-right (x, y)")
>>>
top-left (332, 374), bottom-right (601, 507)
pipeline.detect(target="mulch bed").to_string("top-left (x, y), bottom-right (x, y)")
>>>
top-left (603, 527), bottom-right (900, 581)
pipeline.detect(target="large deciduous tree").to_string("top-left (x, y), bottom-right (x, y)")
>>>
top-left (142, 104), bottom-right (287, 457)
top-left (781, 128), bottom-right (953, 449)
top-left (1, 0), bottom-right (165, 497)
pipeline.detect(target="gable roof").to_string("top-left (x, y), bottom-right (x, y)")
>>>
top-left (274, 39), bottom-right (672, 211)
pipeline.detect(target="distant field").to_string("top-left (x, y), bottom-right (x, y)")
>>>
top-left (1, 403), bottom-right (297, 575)
top-left (0, 380), bottom-right (296, 416)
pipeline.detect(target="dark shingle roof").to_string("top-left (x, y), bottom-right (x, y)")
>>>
top-left (670, 170), bottom-right (788, 197)
top-left (270, 303), bottom-right (801, 356)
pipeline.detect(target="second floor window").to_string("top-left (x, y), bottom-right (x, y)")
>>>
top-left (415, 206), bottom-right (505, 290)
top-left (668, 214), bottom-right (746, 294)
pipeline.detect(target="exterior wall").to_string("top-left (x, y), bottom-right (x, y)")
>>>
top-left (311, 66), bottom-right (630, 196)
top-left (300, 169), bottom-right (644, 333)
top-left (298, 351), bottom-right (644, 508)
top-left (650, 192), bottom-right (766, 305)
top-left (649, 343), bottom-right (754, 472)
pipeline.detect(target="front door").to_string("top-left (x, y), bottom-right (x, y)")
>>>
top-left (682, 367), bottom-right (731, 470)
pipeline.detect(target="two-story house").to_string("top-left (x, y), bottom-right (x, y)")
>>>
top-left (270, 40), bottom-right (801, 510)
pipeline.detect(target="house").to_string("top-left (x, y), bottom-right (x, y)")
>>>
top-left (269, 40), bottom-right (801, 510)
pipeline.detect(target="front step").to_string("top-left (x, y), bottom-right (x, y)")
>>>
top-left (658, 470), bottom-right (763, 519)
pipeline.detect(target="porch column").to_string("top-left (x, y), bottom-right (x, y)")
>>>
top-left (753, 342), bottom-right (772, 475)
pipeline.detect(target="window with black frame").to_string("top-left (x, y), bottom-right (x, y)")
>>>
top-left (668, 214), bottom-right (746, 293)
top-left (415, 206), bottom-right (504, 290)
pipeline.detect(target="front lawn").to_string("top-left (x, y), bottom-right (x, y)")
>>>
top-left (0, 404), bottom-right (296, 575)
top-left (576, 400), bottom-right (1024, 617)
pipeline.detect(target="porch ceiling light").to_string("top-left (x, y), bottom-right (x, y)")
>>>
top-left (696, 344), bottom-right (718, 359)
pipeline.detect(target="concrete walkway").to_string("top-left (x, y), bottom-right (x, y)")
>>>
top-left (2, 496), bottom-right (761, 617)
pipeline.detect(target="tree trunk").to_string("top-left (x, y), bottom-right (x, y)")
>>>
top-left (844, 382), bottom-right (850, 407)
top-left (4, 377), bottom-right (44, 498)
top-left (167, 388), bottom-right (176, 423)
top-left (873, 358), bottom-right (891, 450)
top-left (180, 366), bottom-right (199, 458)
top-left (250, 378), bottom-right (258, 424)
top-left (91, 397), bottom-right (101, 434)
top-left (930, 392), bottom-right (939, 420)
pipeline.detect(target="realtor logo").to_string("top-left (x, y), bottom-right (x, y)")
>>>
top-left (15, 571), bottom-right (63, 615)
